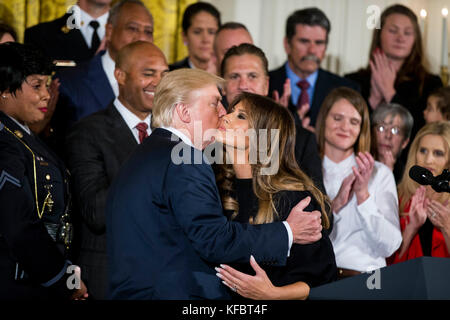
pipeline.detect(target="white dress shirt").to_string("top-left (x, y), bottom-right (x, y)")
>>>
top-left (114, 98), bottom-right (151, 144)
top-left (75, 5), bottom-right (108, 48)
top-left (101, 50), bottom-right (119, 97)
top-left (161, 126), bottom-right (294, 256)
top-left (323, 153), bottom-right (402, 272)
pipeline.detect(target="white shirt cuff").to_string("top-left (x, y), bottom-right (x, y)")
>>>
top-left (282, 221), bottom-right (293, 257)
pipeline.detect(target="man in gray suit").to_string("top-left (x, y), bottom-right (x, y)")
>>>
top-left (64, 41), bottom-right (169, 299)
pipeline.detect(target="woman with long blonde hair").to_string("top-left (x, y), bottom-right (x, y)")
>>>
top-left (388, 122), bottom-right (450, 263)
top-left (315, 87), bottom-right (402, 278)
top-left (214, 92), bottom-right (336, 300)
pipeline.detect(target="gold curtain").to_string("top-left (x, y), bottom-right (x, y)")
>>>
top-left (0, 0), bottom-right (195, 64)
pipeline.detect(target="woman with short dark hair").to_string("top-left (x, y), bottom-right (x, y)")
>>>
top-left (0, 42), bottom-right (87, 299)
top-left (169, 2), bottom-right (221, 73)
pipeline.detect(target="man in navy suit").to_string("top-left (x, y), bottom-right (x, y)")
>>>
top-left (65, 41), bottom-right (168, 300)
top-left (106, 68), bottom-right (324, 300)
top-left (269, 7), bottom-right (359, 131)
top-left (57, 0), bottom-right (154, 123)
top-left (46, 0), bottom-right (154, 156)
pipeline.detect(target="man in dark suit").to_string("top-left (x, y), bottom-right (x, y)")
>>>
top-left (24, 0), bottom-right (112, 65)
top-left (46, 0), bottom-right (154, 157)
top-left (220, 43), bottom-right (325, 195)
top-left (269, 7), bottom-right (359, 131)
top-left (64, 41), bottom-right (168, 300)
top-left (57, 0), bottom-right (154, 123)
top-left (106, 68), bottom-right (324, 300)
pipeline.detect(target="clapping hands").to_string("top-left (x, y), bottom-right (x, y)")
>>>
top-left (378, 149), bottom-right (396, 171)
top-left (332, 152), bottom-right (375, 213)
top-left (427, 199), bottom-right (450, 233)
top-left (272, 78), bottom-right (291, 108)
top-left (368, 48), bottom-right (397, 109)
top-left (296, 103), bottom-right (315, 133)
top-left (408, 186), bottom-right (428, 230)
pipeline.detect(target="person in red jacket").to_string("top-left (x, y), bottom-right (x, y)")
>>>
top-left (388, 122), bottom-right (450, 264)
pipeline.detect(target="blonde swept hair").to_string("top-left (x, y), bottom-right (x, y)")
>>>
top-left (315, 87), bottom-right (371, 158)
top-left (397, 122), bottom-right (450, 213)
top-left (151, 68), bottom-right (226, 128)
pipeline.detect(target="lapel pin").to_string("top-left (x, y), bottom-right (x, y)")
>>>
top-left (61, 25), bottom-right (70, 34)
top-left (14, 130), bottom-right (23, 139)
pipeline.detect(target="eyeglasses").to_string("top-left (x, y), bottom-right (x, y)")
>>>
top-left (375, 124), bottom-right (402, 136)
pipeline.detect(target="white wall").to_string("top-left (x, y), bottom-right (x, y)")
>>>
top-left (206, 0), bottom-right (450, 77)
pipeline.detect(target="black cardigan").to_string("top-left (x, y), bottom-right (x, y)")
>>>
top-left (345, 69), bottom-right (443, 138)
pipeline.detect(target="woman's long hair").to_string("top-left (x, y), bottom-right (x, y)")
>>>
top-left (397, 122), bottom-right (450, 213)
top-left (217, 92), bottom-right (330, 228)
top-left (367, 4), bottom-right (429, 94)
top-left (315, 87), bottom-right (371, 159)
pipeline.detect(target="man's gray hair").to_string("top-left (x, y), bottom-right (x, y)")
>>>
top-left (372, 103), bottom-right (414, 140)
top-left (107, 0), bottom-right (153, 26)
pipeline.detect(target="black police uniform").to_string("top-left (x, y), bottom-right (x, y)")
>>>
top-left (0, 111), bottom-right (75, 299)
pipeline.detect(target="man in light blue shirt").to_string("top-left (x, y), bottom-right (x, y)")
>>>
top-left (270, 7), bottom-right (360, 130)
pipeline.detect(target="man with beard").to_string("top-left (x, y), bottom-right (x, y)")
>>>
top-left (269, 7), bottom-right (359, 131)
top-left (64, 41), bottom-right (169, 299)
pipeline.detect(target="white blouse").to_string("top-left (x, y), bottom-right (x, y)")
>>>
top-left (323, 154), bottom-right (402, 272)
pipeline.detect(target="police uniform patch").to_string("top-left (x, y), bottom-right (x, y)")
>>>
top-left (0, 170), bottom-right (21, 190)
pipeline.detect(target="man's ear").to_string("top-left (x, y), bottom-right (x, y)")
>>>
top-left (175, 103), bottom-right (191, 123)
top-left (182, 31), bottom-right (188, 46)
top-left (0, 89), bottom-right (12, 99)
top-left (114, 68), bottom-right (126, 86)
top-left (105, 23), bottom-right (113, 42)
top-left (283, 37), bottom-right (291, 55)
top-left (263, 76), bottom-right (269, 96)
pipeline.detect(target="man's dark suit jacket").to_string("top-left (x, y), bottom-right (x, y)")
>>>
top-left (169, 57), bottom-right (191, 71)
top-left (65, 103), bottom-right (138, 300)
top-left (294, 125), bottom-right (325, 190)
top-left (25, 13), bottom-right (93, 64)
top-left (106, 128), bottom-right (289, 300)
top-left (57, 51), bottom-right (115, 123)
top-left (44, 51), bottom-right (114, 157)
top-left (269, 65), bottom-right (360, 127)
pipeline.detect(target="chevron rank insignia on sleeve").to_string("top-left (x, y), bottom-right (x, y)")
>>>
top-left (0, 170), bottom-right (21, 190)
